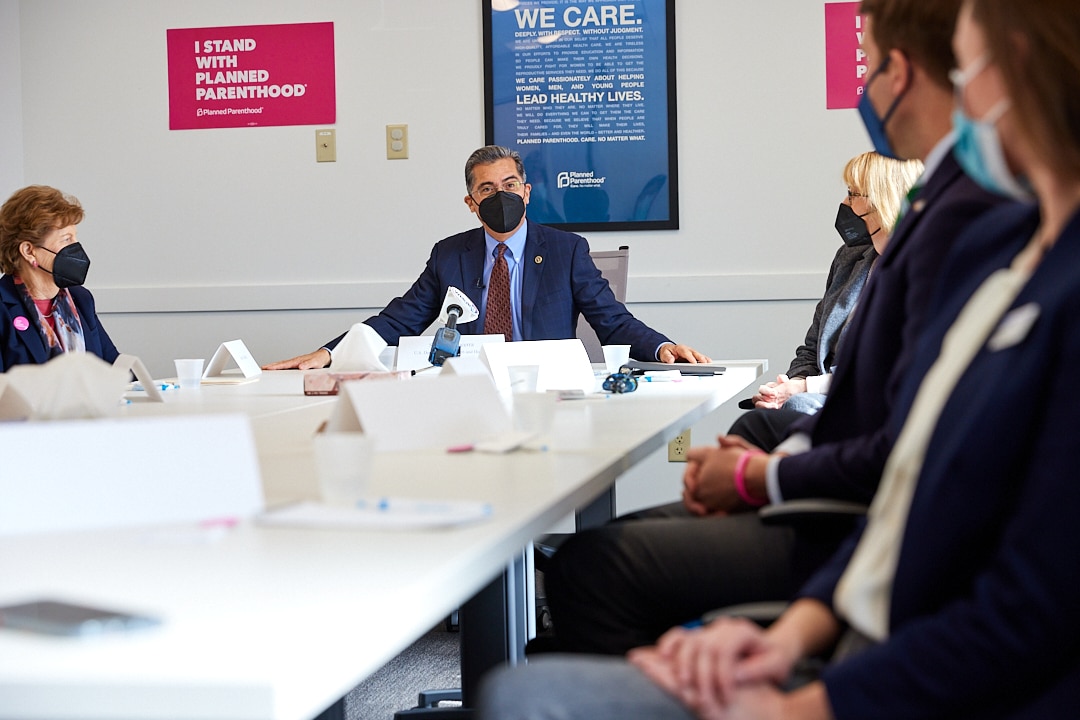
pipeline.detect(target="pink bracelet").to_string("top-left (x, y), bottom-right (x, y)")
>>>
top-left (733, 450), bottom-right (767, 507)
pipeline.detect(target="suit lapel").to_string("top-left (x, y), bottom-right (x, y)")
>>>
top-left (1, 276), bottom-right (50, 364)
top-left (460, 229), bottom-right (489, 333)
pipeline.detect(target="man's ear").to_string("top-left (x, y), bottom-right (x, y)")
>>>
top-left (885, 48), bottom-right (913, 96)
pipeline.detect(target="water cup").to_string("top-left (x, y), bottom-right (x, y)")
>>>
top-left (602, 345), bottom-right (631, 374)
top-left (314, 432), bottom-right (374, 506)
top-left (507, 364), bottom-right (540, 394)
top-left (174, 358), bottom-right (205, 390)
top-left (512, 392), bottom-right (557, 437)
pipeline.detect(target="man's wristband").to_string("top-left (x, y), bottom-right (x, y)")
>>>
top-left (734, 449), bottom-right (768, 507)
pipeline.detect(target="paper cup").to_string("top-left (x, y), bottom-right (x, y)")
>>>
top-left (174, 358), bottom-right (205, 390)
top-left (602, 345), bottom-right (631, 374)
top-left (314, 432), bottom-right (374, 506)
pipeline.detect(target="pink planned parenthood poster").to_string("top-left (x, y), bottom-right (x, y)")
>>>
top-left (167, 22), bottom-right (336, 130)
top-left (824, 2), bottom-right (867, 109)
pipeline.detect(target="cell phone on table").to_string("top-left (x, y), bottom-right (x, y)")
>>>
top-left (0, 599), bottom-right (161, 636)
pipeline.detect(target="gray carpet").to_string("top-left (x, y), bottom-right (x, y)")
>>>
top-left (345, 625), bottom-right (462, 720)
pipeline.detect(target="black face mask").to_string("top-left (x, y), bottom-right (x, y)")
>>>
top-left (476, 191), bottom-right (526, 234)
top-left (38, 242), bottom-right (91, 288)
top-left (834, 203), bottom-right (877, 247)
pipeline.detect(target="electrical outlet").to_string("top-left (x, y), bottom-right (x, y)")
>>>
top-left (386, 124), bottom-right (409, 159)
top-left (668, 429), bottom-right (691, 462)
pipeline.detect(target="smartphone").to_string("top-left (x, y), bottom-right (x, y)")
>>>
top-left (0, 599), bottom-right (161, 636)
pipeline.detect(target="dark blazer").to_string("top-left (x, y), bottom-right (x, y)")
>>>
top-left (327, 221), bottom-right (672, 360)
top-left (776, 152), bottom-right (1008, 503)
top-left (803, 202), bottom-right (1080, 720)
top-left (0, 274), bottom-right (119, 371)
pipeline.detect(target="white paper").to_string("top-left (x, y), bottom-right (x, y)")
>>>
top-left (3, 353), bottom-right (130, 419)
top-left (396, 334), bottom-right (505, 372)
top-left (480, 339), bottom-right (595, 394)
top-left (204, 339), bottom-right (263, 380)
top-left (334, 374), bottom-right (509, 452)
top-left (258, 497), bottom-right (492, 530)
top-left (115, 353), bottom-right (164, 402)
top-left (329, 323), bottom-right (390, 372)
top-left (0, 414), bottom-right (263, 536)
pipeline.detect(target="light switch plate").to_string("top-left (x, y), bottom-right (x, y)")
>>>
top-left (386, 124), bottom-right (408, 160)
top-left (316, 129), bottom-right (336, 162)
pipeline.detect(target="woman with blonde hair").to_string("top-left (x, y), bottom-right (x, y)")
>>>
top-left (752, 152), bottom-right (923, 416)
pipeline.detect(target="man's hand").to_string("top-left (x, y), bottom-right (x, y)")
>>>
top-left (752, 374), bottom-right (808, 409)
top-left (682, 435), bottom-right (761, 515)
top-left (262, 348), bottom-right (331, 371)
top-left (658, 343), bottom-right (712, 363)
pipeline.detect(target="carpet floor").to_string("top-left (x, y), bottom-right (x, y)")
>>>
top-left (345, 626), bottom-right (462, 720)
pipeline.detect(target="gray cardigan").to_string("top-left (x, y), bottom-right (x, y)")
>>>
top-left (786, 242), bottom-right (878, 379)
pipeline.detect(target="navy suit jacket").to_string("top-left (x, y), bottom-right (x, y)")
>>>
top-left (0, 274), bottom-right (119, 371)
top-left (327, 221), bottom-right (671, 360)
top-left (802, 202), bottom-right (1080, 719)
top-left (776, 151), bottom-right (1007, 502)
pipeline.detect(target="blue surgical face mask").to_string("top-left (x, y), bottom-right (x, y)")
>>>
top-left (952, 105), bottom-right (1032, 201)
top-left (858, 57), bottom-right (909, 160)
top-left (949, 55), bottom-right (1034, 202)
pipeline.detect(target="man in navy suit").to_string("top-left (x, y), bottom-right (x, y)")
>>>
top-left (266, 146), bottom-right (708, 370)
top-left (538, 0), bottom-right (1009, 656)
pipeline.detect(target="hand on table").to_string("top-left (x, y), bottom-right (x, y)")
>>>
top-left (262, 348), bottom-right (331, 371)
top-left (659, 343), bottom-right (713, 364)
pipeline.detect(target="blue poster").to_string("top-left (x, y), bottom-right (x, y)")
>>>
top-left (485, 0), bottom-right (678, 230)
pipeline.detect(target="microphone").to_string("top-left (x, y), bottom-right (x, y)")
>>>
top-left (475, 277), bottom-right (486, 289)
top-left (428, 288), bottom-right (479, 366)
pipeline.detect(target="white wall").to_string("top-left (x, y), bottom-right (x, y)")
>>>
top-left (8, 0), bottom-right (869, 511)
top-left (0, 0), bottom-right (23, 194)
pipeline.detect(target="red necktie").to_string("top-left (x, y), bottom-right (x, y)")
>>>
top-left (484, 243), bottom-right (513, 342)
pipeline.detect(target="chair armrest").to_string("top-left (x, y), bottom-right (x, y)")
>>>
top-left (701, 601), bottom-right (790, 627)
top-left (759, 498), bottom-right (867, 525)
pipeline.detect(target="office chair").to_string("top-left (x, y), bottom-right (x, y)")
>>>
top-left (701, 498), bottom-right (867, 627)
top-left (575, 246), bottom-right (631, 363)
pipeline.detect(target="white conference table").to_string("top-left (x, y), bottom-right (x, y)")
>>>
top-left (0, 362), bottom-right (764, 720)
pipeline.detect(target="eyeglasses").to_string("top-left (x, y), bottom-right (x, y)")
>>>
top-left (472, 180), bottom-right (525, 199)
top-left (847, 189), bottom-right (867, 198)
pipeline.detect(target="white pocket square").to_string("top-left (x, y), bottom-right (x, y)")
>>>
top-left (987, 302), bottom-right (1040, 352)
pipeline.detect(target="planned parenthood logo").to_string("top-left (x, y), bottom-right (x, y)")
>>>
top-left (556, 170), bottom-right (608, 189)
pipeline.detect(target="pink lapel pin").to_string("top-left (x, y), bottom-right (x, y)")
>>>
top-left (13, 316), bottom-right (29, 331)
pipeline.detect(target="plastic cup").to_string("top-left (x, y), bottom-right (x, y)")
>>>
top-left (314, 432), bottom-right (374, 506)
top-left (512, 392), bottom-right (557, 437)
top-left (602, 345), bottom-right (631, 374)
top-left (507, 364), bottom-right (540, 393)
top-left (174, 358), bottom-right (205, 390)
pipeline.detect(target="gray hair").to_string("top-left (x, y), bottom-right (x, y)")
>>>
top-left (465, 146), bottom-right (526, 192)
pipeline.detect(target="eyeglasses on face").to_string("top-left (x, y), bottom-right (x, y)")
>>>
top-left (473, 180), bottom-right (525, 199)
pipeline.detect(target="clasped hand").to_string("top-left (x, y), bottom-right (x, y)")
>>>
top-left (682, 435), bottom-right (762, 515)
top-left (628, 618), bottom-right (795, 720)
top-left (752, 374), bottom-right (807, 409)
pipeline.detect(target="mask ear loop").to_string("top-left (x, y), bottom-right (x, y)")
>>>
top-left (878, 52), bottom-right (914, 128)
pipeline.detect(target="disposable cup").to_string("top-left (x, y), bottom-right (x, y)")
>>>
top-left (512, 392), bottom-right (557, 437)
top-left (314, 432), bottom-right (374, 506)
top-left (507, 364), bottom-right (540, 394)
top-left (174, 358), bottom-right (205, 390)
top-left (602, 345), bottom-right (631, 374)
